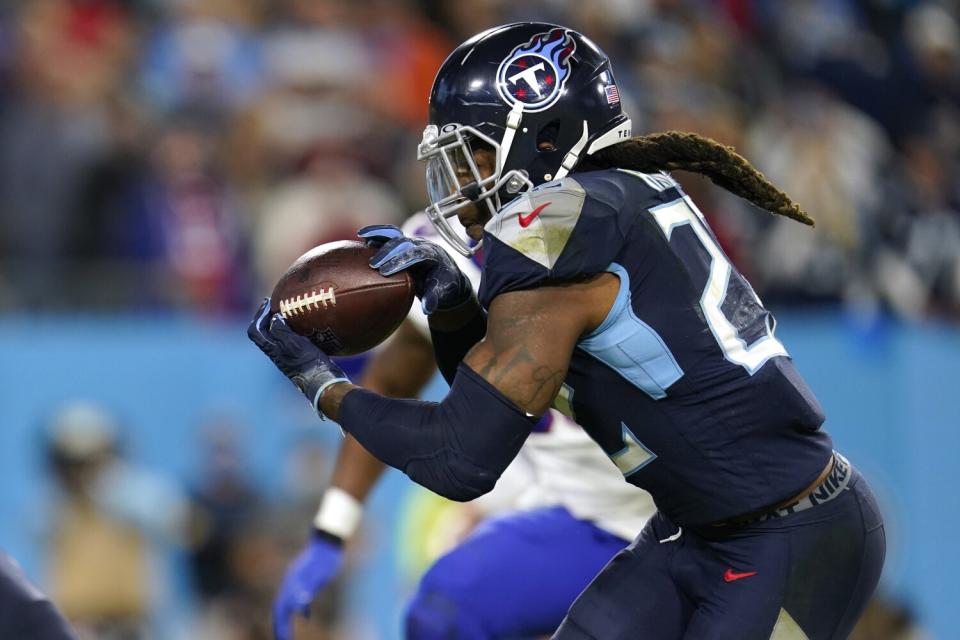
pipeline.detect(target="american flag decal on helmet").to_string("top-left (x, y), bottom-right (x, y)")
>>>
top-left (605, 84), bottom-right (620, 104)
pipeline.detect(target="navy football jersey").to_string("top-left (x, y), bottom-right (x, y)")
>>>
top-left (478, 169), bottom-right (833, 526)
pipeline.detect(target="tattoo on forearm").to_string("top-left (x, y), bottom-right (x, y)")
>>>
top-left (526, 366), bottom-right (565, 406)
top-left (471, 342), bottom-right (565, 410)
top-left (475, 343), bottom-right (533, 377)
top-left (490, 347), bottom-right (536, 387)
top-left (473, 349), bottom-right (499, 379)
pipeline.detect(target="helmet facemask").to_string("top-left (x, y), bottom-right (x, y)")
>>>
top-left (417, 104), bottom-right (533, 257)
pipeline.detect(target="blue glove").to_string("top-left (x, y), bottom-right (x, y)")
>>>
top-left (358, 225), bottom-right (472, 315)
top-left (272, 531), bottom-right (344, 640)
top-left (247, 298), bottom-right (349, 414)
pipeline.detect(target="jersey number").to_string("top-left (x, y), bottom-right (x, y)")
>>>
top-left (649, 197), bottom-right (787, 373)
top-left (612, 423), bottom-right (656, 476)
top-left (552, 386), bottom-right (657, 478)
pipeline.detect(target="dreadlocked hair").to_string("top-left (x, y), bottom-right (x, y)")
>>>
top-left (588, 131), bottom-right (815, 226)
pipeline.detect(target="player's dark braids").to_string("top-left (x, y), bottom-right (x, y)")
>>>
top-left (588, 131), bottom-right (815, 226)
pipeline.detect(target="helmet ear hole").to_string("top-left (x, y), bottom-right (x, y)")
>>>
top-left (537, 119), bottom-right (561, 152)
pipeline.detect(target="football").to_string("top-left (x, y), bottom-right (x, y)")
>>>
top-left (270, 240), bottom-right (415, 356)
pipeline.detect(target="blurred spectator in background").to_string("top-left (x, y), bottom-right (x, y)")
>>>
top-left (851, 593), bottom-right (929, 640)
top-left (251, 146), bottom-right (405, 290)
top-left (139, 0), bottom-right (263, 116)
top-left (272, 433), bottom-right (347, 639)
top-left (744, 85), bottom-right (891, 305)
top-left (42, 401), bottom-right (190, 639)
top-left (188, 418), bottom-right (273, 640)
top-left (189, 421), bottom-right (261, 605)
top-left (255, 0), bottom-right (374, 165)
top-left (873, 131), bottom-right (960, 319)
top-left (0, 0), bottom-right (952, 321)
top-left (188, 420), bottom-right (344, 640)
top-left (0, 0), bottom-right (133, 308)
top-left (117, 112), bottom-right (252, 313)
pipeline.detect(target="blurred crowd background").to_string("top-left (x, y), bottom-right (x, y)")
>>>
top-left (0, 0), bottom-right (958, 319)
top-left (0, 0), bottom-right (957, 639)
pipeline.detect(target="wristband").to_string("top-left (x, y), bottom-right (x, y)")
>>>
top-left (312, 377), bottom-right (350, 420)
top-left (312, 487), bottom-right (363, 540)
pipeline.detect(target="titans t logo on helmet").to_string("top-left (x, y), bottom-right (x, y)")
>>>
top-left (496, 29), bottom-right (576, 112)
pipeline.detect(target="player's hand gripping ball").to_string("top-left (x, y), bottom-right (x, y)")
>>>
top-left (358, 225), bottom-right (472, 314)
top-left (270, 240), bottom-right (415, 356)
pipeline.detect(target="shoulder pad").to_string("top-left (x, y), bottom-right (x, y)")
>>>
top-left (483, 177), bottom-right (589, 270)
top-left (478, 173), bottom-right (632, 308)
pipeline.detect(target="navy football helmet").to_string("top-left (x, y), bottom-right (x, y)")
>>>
top-left (418, 23), bottom-right (632, 255)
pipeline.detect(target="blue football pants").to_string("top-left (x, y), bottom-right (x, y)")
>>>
top-left (553, 469), bottom-right (885, 639)
top-left (405, 506), bottom-right (629, 639)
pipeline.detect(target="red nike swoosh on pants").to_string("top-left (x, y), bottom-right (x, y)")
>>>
top-left (723, 568), bottom-right (758, 583)
top-left (518, 202), bottom-right (552, 228)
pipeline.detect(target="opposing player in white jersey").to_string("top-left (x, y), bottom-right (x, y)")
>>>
top-left (271, 214), bottom-right (655, 640)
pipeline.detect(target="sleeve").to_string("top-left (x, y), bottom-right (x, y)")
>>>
top-left (478, 172), bottom-right (634, 308)
top-left (401, 212), bottom-right (483, 338)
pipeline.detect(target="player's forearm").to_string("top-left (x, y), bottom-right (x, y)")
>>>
top-left (325, 322), bottom-right (437, 501)
top-left (428, 294), bottom-right (487, 384)
top-left (314, 358), bottom-right (430, 539)
top-left (321, 366), bottom-right (534, 502)
top-left (321, 318), bottom-right (437, 447)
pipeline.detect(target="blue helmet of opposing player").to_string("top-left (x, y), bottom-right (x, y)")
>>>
top-left (418, 22), bottom-right (633, 255)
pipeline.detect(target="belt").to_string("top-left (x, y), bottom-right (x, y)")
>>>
top-left (710, 452), bottom-right (852, 528)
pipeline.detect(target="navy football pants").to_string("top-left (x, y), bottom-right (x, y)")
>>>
top-left (0, 552), bottom-right (76, 640)
top-left (554, 469), bottom-right (885, 639)
top-left (405, 506), bottom-right (629, 639)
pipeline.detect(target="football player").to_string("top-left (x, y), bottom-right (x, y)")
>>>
top-left (0, 552), bottom-right (76, 639)
top-left (252, 23), bottom-right (885, 639)
top-left (271, 212), bottom-right (655, 640)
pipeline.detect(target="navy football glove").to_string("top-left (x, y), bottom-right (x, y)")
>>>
top-left (272, 531), bottom-right (344, 640)
top-left (358, 225), bottom-right (472, 315)
top-left (247, 298), bottom-right (349, 414)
